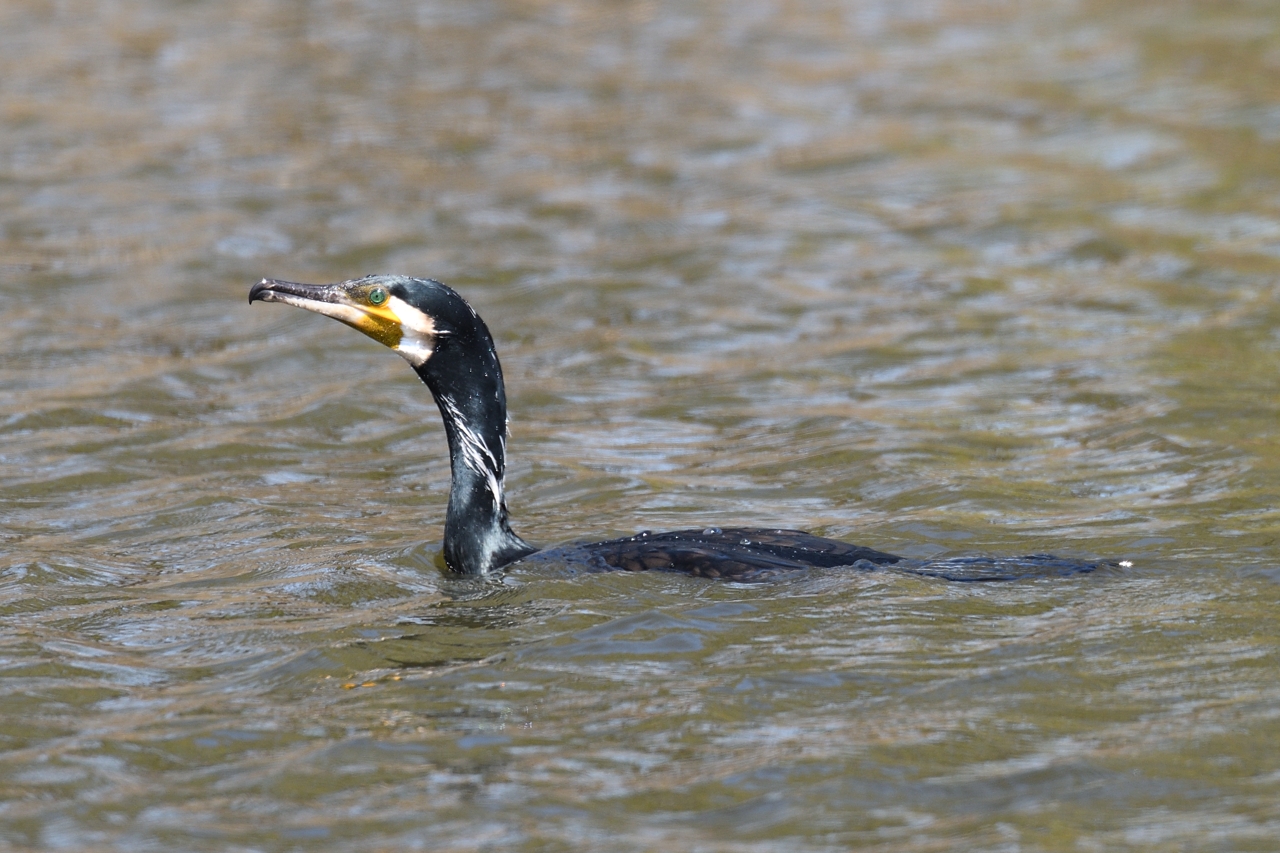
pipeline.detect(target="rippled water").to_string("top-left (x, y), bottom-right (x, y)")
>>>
top-left (4, 0), bottom-right (1280, 849)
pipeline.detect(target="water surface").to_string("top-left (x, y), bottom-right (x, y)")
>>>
top-left (3, 0), bottom-right (1280, 849)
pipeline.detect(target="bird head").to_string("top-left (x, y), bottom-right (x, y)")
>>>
top-left (248, 274), bottom-right (455, 367)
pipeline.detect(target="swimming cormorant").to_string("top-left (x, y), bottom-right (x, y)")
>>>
top-left (249, 275), bottom-right (1111, 582)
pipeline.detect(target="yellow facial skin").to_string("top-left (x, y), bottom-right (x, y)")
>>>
top-left (344, 285), bottom-right (403, 349)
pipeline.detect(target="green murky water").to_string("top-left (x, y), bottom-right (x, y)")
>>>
top-left (4, 1), bottom-right (1280, 849)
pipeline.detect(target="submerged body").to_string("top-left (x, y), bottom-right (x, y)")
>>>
top-left (539, 527), bottom-right (901, 582)
top-left (249, 275), bottom-right (1109, 582)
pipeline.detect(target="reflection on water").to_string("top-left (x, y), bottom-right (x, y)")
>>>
top-left (4, 0), bottom-right (1280, 849)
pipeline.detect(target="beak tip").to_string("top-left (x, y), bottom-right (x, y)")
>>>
top-left (248, 278), bottom-right (272, 305)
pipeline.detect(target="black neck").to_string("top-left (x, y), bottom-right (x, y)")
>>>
top-left (415, 317), bottom-right (536, 574)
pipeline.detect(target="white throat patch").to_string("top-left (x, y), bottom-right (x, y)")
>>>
top-left (388, 295), bottom-right (438, 366)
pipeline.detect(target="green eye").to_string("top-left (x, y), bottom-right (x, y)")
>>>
top-left (368, 287), bottom-right (388, 306)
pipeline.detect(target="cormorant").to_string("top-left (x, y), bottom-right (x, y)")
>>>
top-left (249, 275), bottom-right (1112, 582)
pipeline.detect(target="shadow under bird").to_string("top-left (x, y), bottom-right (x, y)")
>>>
top-left (249, 275), bottom-right (1117, 582)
